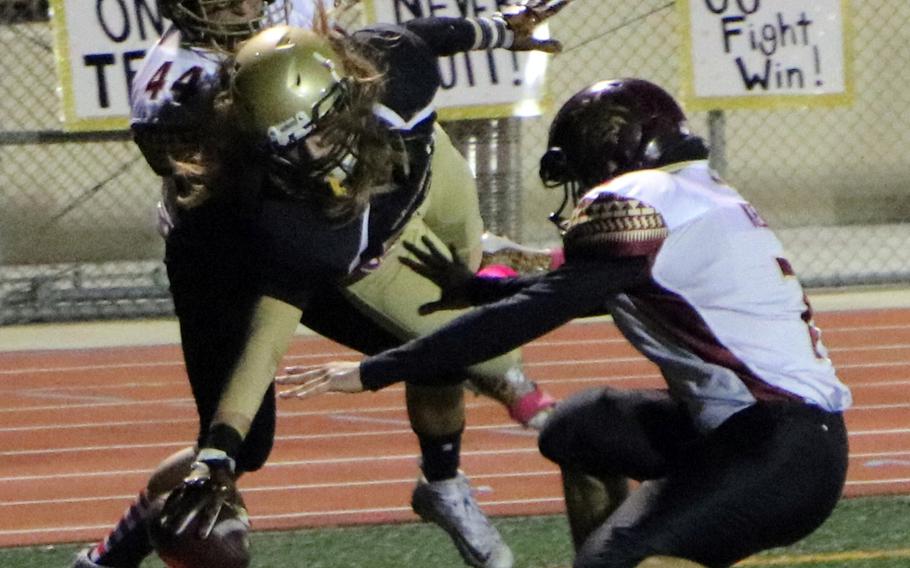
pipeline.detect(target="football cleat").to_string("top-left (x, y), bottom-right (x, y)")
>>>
top-left (70, 548), bottom-right (103, 568)
top-left (411, 473), bottom-right (514, 568)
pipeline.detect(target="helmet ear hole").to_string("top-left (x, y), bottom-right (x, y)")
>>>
top-left (539, 147), bottom-right (570, 187)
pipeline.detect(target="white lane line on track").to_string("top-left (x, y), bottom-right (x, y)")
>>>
top-left (864, 459), bottom-right (910, 467)
top-left (250, 496), bottom-right (563, 523)
top-left (0, 423), bottom-right (906, 459)
top-left (2, 328), bottom-right (908, 376)
top-left (0, 470), bottom-right (559, 508)
top-left (823, 324), bottom-right (910, 333)
top-left (3, 373), bottom-right (907, 415)
top-left (1, 399), bottom-right (907, 435)
top-left (3, 465), bottom-right (910, 510)
top-left (0, 447), bottom-right (544, 483)
top-left (2, 364), bottom-right (908, 409)
top-left (0, 497), bottom-right (569, 538)
top-left (0, 397), bottom-right (195, 413)
top-left (11, 348), bottom-right (903, 377)
top-left (852, 450), bottom-right (910, 459)
top-left (846, 478), bottom-right (910, 486)
top-left (0, 422), bottom-right (537, 457)
top-left (849, 428), bottom-right (910, 437)
top-left (0, 384), bottom-right (910, 434)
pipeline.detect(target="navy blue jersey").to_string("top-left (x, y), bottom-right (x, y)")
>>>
top-left (251, 18), bottom-right (499, 309)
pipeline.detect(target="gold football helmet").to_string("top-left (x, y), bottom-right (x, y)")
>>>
top-left (232, 25), bottom-right (346, 146)
top-left (232, 25), bottom-right (357, 199)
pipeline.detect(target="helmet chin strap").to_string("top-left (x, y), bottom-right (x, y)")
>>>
top-left (547, 180), bottom-right (579, 234)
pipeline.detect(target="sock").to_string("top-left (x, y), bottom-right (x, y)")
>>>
top-left (417, 429), bottom-right (463, 482)
top-left (88, 490), bottom-right (154, 568)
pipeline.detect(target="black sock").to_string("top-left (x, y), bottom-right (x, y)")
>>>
top-left (417, 429), bottom-right (463, 482)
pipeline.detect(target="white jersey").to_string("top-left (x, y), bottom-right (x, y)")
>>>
top-left (130, 0), bottom-right (335, 167)
top-left (577, 161), bottom-right (852, 431)
top-left (130, 1), bottom-right (334, 232)
top-left (130, 26), bottom-right (225, 162)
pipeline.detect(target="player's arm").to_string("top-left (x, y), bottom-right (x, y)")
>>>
top-left (359, 257), bottom-right (646, 389)
top-left (396, 236), bottom-right (548, 314)
top-left (191, 294), bottom-right (302, 467)
top-left (403, 0), bottom-right (569, 56)
top-left (277, 256), bottom-right (648, 397)
top-left (157, 296), bottom-right (302, 539)
top-left (210, 296), bottom-right (302, 442)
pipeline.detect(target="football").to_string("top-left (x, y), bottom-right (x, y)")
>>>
top-left (149, 492), bottom-right (251, 568)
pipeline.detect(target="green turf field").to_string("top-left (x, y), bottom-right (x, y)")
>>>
top-left (8, 495), bottom-right (910, 567)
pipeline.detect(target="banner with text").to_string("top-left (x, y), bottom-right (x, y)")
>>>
top-left (679, 0), bottom-right (852, 110)
top-left (51, 0), bottom-right (166, 131)
top-left (363, 0), bottom-right (550, 119)
top-left (51, 0), bottom-right (551, 131)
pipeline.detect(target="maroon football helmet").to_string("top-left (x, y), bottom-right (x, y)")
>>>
top-left (539, 78), bottom-right (699, 230)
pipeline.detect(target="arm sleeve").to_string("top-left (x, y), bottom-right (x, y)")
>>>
top-left (213, 296), bottom-right (303, 438)
top-left (465, 273), bottom-right (548, 305)
top-left (360, 257), bottom-right (650, 390)
top-left (403, 16), bottom-right (514, 56)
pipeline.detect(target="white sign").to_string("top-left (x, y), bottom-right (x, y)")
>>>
top-left (51, 0), bottom-right (166, 131)
top-left (679, 0), bottom-right (852, 110)
top-left (50, 0), bottom-right (549, 130)
top-left (364, 0), bottom-right (550, 119)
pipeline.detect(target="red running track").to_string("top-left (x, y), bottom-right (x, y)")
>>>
top-left (0, 309), bottom-right (908, 547)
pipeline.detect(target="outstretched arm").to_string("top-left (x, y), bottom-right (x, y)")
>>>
top-left (404, 0), bottom-right (572, 56)
top-left (156, 296), bottom-right (302, 540)
top-left (398, 236), bottom-right (546, 314)
top-left (277, 256), bottom-right (649, 398)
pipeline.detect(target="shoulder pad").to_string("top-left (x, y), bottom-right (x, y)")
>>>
top-left (563, 192), bottom-right (667, 260)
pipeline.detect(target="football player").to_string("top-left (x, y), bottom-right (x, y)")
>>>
top-left (277, 78), bottom-right (853, 568)
top-left (74, 2), bottom-right (565, 568)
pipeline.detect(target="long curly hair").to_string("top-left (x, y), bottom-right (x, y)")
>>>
top-left (171, 3), bottom-right (405, 223)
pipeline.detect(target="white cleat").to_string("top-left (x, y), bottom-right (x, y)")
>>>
top-left (411, 473), bottom-right (514, 568)
top-left (70, 548), bottom-right (104, 568)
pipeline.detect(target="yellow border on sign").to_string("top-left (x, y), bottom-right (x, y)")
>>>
top-left (678, 0), bottom-right (854, 112)
top-left (361, 0), bottom-right (545, 120)
top-left (50, 0), bottom-right (129, 132)
top-left (437, 97), bottom-right (553, 121)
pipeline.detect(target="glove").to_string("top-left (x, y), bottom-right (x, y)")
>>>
top-left (499, 0), bottom-right (573, 53)
top-left (157, 449), bottom-right (246, 540)
top-left (399, 237), bottom-right (476, 315)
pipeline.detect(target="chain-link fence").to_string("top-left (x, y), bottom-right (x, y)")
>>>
top-left (2, 0), bottom-right (909, 324)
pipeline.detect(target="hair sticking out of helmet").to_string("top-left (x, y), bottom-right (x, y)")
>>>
top-left (230, 24), bottom-right (399, 220)
top-left (540, 78), bottom-right (707, 232)
top-left (158, 0), bottom-right (275, 47)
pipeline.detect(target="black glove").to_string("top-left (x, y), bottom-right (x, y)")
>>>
top-left (400, 237), bottom-right (476, 315)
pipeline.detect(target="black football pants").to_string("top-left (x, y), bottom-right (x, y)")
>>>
top-left (538, 387), bottom-right (849, 568)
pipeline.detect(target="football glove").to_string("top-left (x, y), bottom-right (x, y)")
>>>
top-left (156, 449), bottom-right (245, 540)
top-left (499, 0), bottom-right (572, 53)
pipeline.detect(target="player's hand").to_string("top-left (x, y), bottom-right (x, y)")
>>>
top-left (399, 237), bottom-right (475, 315)
top-left (276, 361), bottom-right (364, 399)
top-left (155, 449), bottom-right (244, 540)
top-left (499, 0), bottom-right (571, 53)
